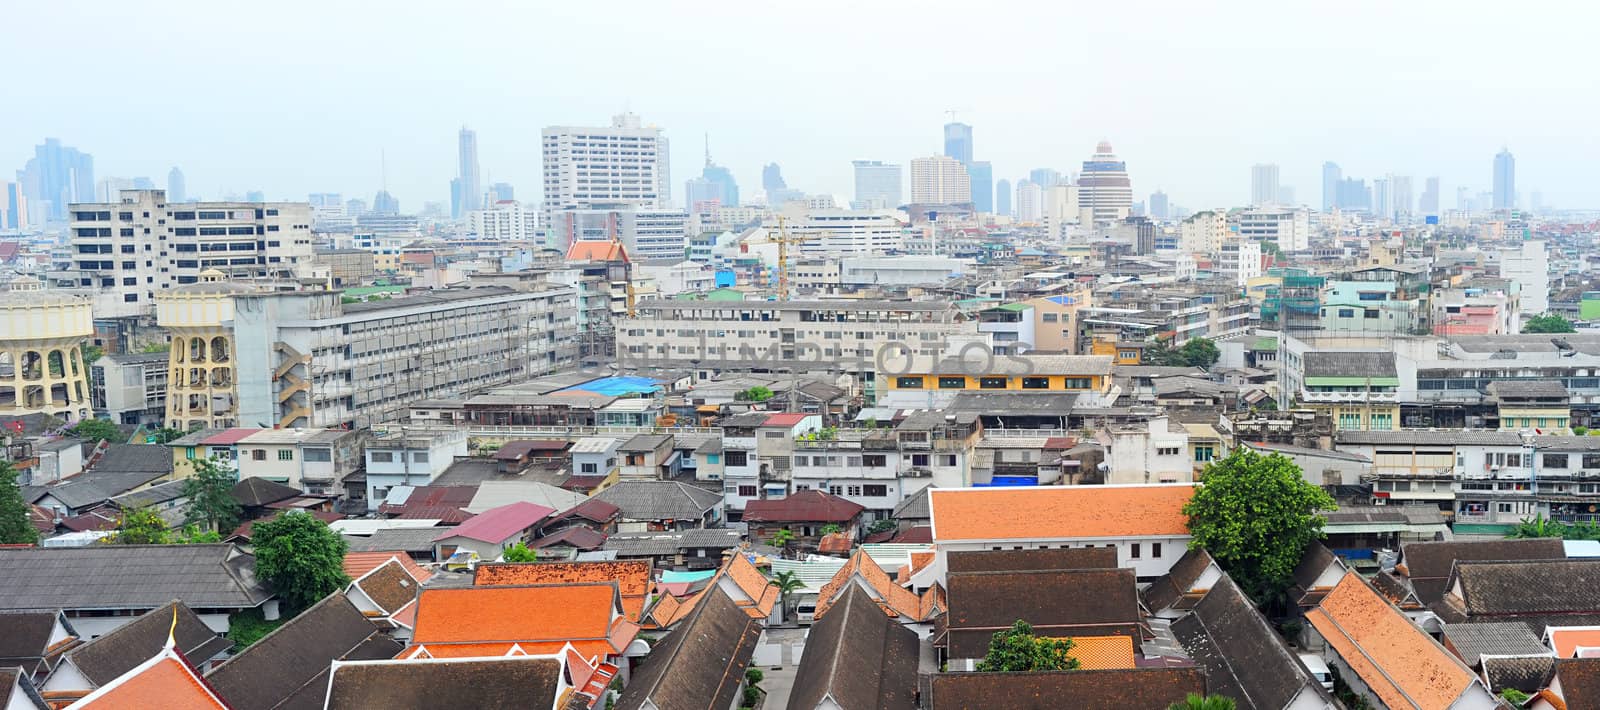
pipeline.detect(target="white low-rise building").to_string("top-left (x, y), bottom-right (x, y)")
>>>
top-left (362, 429), bottom-right (468, 511)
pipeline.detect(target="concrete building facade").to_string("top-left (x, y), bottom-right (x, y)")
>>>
top-left (0, 278), bottom-right (95, 423)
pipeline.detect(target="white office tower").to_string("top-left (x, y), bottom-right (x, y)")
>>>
top-left (1078, 141), bottom-right (1133, 225)
top-left (1492, 240), bottom-right (1549, 315)
top-left (852, 160), bottom-right (903, 209)
top-left (542, 112), bottom-right (672, 222)
top-left (1250, 164), bottom-right (1280, 206)
top-left (910, 156), bottom-right (971, 204)
top-left (1015, 181), bottom-right (1043, 223)
top-left (1234, 207), bottom-right (1311, 252)
top-left (1043, 185), bottom-right (1081, 240)
top-left (67, 190), bottom-right (313, 318)
top-left (469, 200), bottom-right (540, 240)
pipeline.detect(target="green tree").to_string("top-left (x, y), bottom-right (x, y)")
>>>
top-left (0, 461), bottom-right (40, 545)
top-left (1499, 688), bottom-right (1530, 705)
top-left (819, 523), bottom-right (843, 536)
top-left (176, 524), bottom-right (223, 544)
top-left (739, 386), bottom-right (775, 403)
top-left (502, 541), bottom-right (538, 562)
top-left (1184, 449), bottom-right (1336, 604)
top-left (148, 428), bottom-right (188, 444)
top-left (70, 418), bottom-right (123, 444)
top-left (769, 570), bottom-right (804, 619)
top-left (976, 620), bottom-right (1080, 672)
top-left (139, 342), bottom-right (171, 353)
top-left (1169, 693), bottom-right (1238, 710)
top-left (182, 458), bottom-right (241, 534)
top-left (1507, 514), bottom-right (1568, 539)
top-left (81, 345), bottom-right (104, 365)
top-left (1525, 313), bottom-right (1577, 334)
top-left (868, 518), bottom-right (898, 534)
top-left (251, 512), bottom-right (349, 611)
top-left (112, 506), bottom-right (172, 544)
top-left (1178, 338), bottom-right (1221, 368)
top-left (770, 528), bottom-right (795, 549)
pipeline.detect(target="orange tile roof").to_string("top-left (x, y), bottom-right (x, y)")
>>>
top-left (919, 583), bottom-right (946, 622)
top-left (1059, 635), bottom-right (1137, 670)
top-left (565, 240), bottom-right (628, 262)
top-left (411, 584), bottom-right (623, 649)
top-left (646, 552), bottom-right (777, 628)
top-left (474, 561), bottom-right (652, 622)
top-left (1550, 628), bottom-right (1600, 658)
top-left (929, 484), bottom-right (1197, 541)
top-left (75, 652), bottom-right (228, 709)
top-left (344, 551), bottom-right (434, 583)
top-left (814, 550), bottom-right (924, 621)
top-left (1306, 571), bottom-right (1476, 710)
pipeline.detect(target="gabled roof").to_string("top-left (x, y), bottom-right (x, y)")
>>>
top-left (531, 526), bottom-right (608, 552)
top-left (1305, 571), bottom-right (1479, 710)
top-left (615, 586), bottom-right (761, 710)
top-left (592, 481), bottom-right (721, 521)
top-left (1302, 351), bottom-right (1397, 378)
top-left (1445, 559), bottom-right (1600, 619)
top-left (475, 561), bottom-right (652, 622)
top-left (762, 412), bottom-right (811, 428)
top-left (204, 593), bottom-right (403, 710)
top-left (90, 445), bottom-right (173, 474)
top-left (1141, 547), bottom-right (1220, 613)
top-left (1400, 538), bottom-right (1567, 605)
top-left (465, 481), bottom-right (586, 515)
top-left (0, 545), bottom-right (270, 612)
top-left (342, 551), bottom-right (433, 585)
top-left (1548, 627), bottom-right (1600, 658)
top-left (566, 239), bottom-right (628, 263)
top-left (926, 668), bottom-right (1205, 710)
top-left (60, 601), bottom-right (231, 689)
top-left (69, 642), bottom-right (229, 709)
top-left (349, 560), bottom-right (425, 616)
top-left (1171, 574), bottom-right (1331, 710)
top-left (1288, 541), bottom-right (1345, 607)
top-left (29, 469), bottom-right (171, 511)
top-left (788, 584), bottom-right (919, 710)
top-left (813, 550), bottom-right (927, 623)
top-left (0, 610), bottom-right (73, 675)
top-left (409, 584), bottom-right (637, 659)
top-left (1060, 636), bottom-right (1135, 670)
top-left (433, 501), bottom-right (556, 544)
top-left (742, 490), bottom-right (865, 524)
top-left (229, 477), bottom-right (302, 508)
top-left (0, 667), bottom-right (47, 710)
top-left (645, 552), bottom-right (778, 629)
top-left (1482, 655), bottom-right (1556, 696)
top-left (1440, 621), bottom-right (1549, 667)
top-left (491, 440), bottom-right (569, 460)
top-left (1551, 658), bottom-right (1600, 708)
top-left (929, 484), bottom-right (1196, 542)
top-left (543, 498), bottom-right (621, 527)
top-left (943, 568), bottom-right (1140, 659)
top-left (322, 655), bottom-right (564, 710)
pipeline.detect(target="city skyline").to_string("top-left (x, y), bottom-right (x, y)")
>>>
top-left (3, 1), bottom-right (1589, 211)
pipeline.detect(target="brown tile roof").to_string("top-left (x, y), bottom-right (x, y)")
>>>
top-left (1554, 658), bottom-right (1600, 709)
top-left (1305, 571), bottom-right (1478, 710)
top-left (1482, 655), bottom-right (1556, 696)
top-left (927, 668), bottom-right (1205, 710)
top-left (230, 477), bottom-right (301, 507)
top-left (615, 586), bottom-right (761, 710)
top-left (542, 498), bottom-right (621, 528)
top-left (342, 551), bottom-right (433, 585)
top-left (944, 568), bottom-right (1141, 659)
top-left (945, 547), bottom-right (1117, 574)
top-left (1446, 559), bottom-right (1600, 619)
top-left (1287, 541), bottom-right (1343, 607)
top-left (323, 656), bottom-right (563, 709)
top-left (929, 484), bottom-right (1196, 541)
top-left (353, 560), bottom-right (423, 616)
top-left (742, 490), bottom-right (865, 524)
top-left (62, 601), bottom-right (231, 689)
top-left (1141, 547), bottom-right (1218, 613)
top-left (0, 610), bottom-right (71, 676)
top-left (530, 526), bottom-right (608, 551)
top-left (789, 583), bottom-right (920, 710)
top-left (1400, 538), bottom-right (1566, 605)
top-left (814, 550), bottom-right (925, 622)
top-left (1171, 574), bottom-right (1331, 710)
top-left (474, 561), bottom-right (653, 622)
top-left (204, 592), bottom-right (402, 710)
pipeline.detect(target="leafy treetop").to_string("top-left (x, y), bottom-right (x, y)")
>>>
top-left (502, 542), bottom-right (538, 563)
top-left (70, 418), bottom-right (123, 444)
top-left (251, 512), bottom-right (349, 611)
top-left (182, 458), bottom-right (242, 534)
top-left (0, 461), bottom-right (40, 545)
top-left (1525, 313), bottom-right (1577, 334)
top-left (976, 620), bottom-right (1081, 673)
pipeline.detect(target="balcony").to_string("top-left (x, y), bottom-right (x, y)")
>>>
top-left (1299, 390), bottom-right (1399, 404)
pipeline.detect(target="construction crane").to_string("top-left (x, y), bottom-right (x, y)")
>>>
top-left (742, 215), bottom-right (817, 301)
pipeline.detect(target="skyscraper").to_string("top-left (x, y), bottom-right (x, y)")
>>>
top-left (943, 123), bottom-right (973, 165)
top-left (851, 160), bottom-right (902, 209)
top-left (1029, 168), bottom-right (1061, 189)
top-left (1149, 190), bottom-right (1169, 220)
top-left (1, 182), bottom-right (26, 230)
top-left (910, 155), bottom-right (971, 204)
top-left (762, 163), bottom-right (786, 193)
top-left (1372, 178), bottom-right (1391, 220)
top-left (16, 138), bottom-right (94, 222)
top-left (1338, 178), bottom-right (1371, 211)
top-left (1250, 164), bottom-right (1280, 206)
top-left (1078, 141), bottom-right (1133, 225)
top-left (1321, 162), bottom-right (1341, 211)
top-left (995, 179), bottom-right (1012, 217)
top-left (542, 112), bottom-right (671, 219)
top-left (967, 161), bottom-right (993, 213)
top-left (1015, 180), bottom-right (1042, 222)
top-left (1420, 176), bottom-right (1440, 217)
top-left (699, 140), bottom-right (739, 207)
top-left (167, 167), bottom-right (186, 203)
top-left (453, 126), bottom-right (482, 219)
top-left (491, 182), bottom-right (514, 202)
top-left (1456, 186), bottom-right (1470, 211)
top-left (1390, 175), bottom-right (1413, 221)
top-left (373, 190), bottom-right (400, 215)
top-left (1493, 148), bottom-right (1515, 210)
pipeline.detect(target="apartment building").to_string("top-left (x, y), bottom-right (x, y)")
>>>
top-left (749, 208), bottom-right (906, 258)
top-left (1216, 239), bottom-right (1262, 286)
top-left (362, 428), bottom-right (469, 510)
top-left (878, 353), bottom-right (1113, 409)
top-left (230, 285), bottom-right (575, 429)
top-left (67, 189), bottom-right (313, 317)
top-left (1279, 347), bottom-right (1401, 431)
top-left (468, 200), bottom-right (540, 240)
top-left (617, 299), bottom-right (981, 374)
top-left (1232, 207), bottom-right (1310, 252)
top-left (719, 412), bottom-right (822, 515)
top-left (541, 112), bottom-right (671, 221)
top-left (233, 428), bottom-right (370, 495)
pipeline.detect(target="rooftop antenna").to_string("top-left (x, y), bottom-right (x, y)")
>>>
top-left (380, 148), bottom-right (388, 192)
top-left (704, 133), bottom-right (712, 168)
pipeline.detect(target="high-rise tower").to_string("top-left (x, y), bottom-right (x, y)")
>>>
top-left (1493, 148), bottom-right (1515, 210)
top-left (1078, 141), bottom-right (1133, 225)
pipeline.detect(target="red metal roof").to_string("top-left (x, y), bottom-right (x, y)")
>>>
top-left (742, 490), bottom-right (865, 524)
top-left (762, 413), bottom-right (811, 428)
top-left (436, 501), bottom-right (556, 544)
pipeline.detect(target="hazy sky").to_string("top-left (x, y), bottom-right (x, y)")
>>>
top-left (7, 0), bottom-right (1598, 211)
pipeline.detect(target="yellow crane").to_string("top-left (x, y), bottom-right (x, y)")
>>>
top-left (744, 215), bottom-right (817, 301)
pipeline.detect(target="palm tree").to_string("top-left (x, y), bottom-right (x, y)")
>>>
top-left (770, 528), bottom-right (795, 550)
top-left (1169, 694), bottom-right (1236, 710)
top-left (769, 570), bottom-right (804, 623)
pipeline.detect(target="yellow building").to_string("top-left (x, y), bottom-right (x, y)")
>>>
top-left (880, 353), bottom-right (1113, 408)
top-left (1488, 381), bottom-right (1571, 432)
top-left (1023, 291), bottom-right (1093, 353)
top-left (166, 427), bottom-right (265, 478)
top-left (0, 276), bottom-right (94, 423)
top-left (155, 271), bottom-right (256, 431)
top-left (1089, 337), bottom-right (1149, 365)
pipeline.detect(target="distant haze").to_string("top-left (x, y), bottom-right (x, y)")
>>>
top-left (5, 0), bottom-right (1596, 209)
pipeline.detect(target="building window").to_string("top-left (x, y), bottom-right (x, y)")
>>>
top-left (185, 447), bottom-right (195, 460)
top-left (863, 484), bottom-right (888, 497)
top-left (413, 452), bottom-right (429, 463)
top-left (1545, 453), bottom-right (1570, 469)
top-left (1157, 447), bottom-right (1180, 456)
top-left (828, 485), bottom-right (842, 495)
top-left (1338, 413), bottom-right (1362, 430)
top-left (303, 448), bottom-right (331, 462)
top-left (941, 454), bottom-right (958, 467)
top-left (912, 454), bottom-right (930, 467)
top-left (1152, 543), bottom-right (1163, 558)
top-left (1022, 377), bottom-right (1050, 389)
top-left (979, 377), bottom-right (1008, 389)
top-left (725, 451), bottom-right (748, 467)
top-left (1194, 446), bottom-right (1215, 462)
top-left (1370, 413), bottom-right (1393, 431)
top-left (863, 454), bottom-right (887, 467)
top-left (847, 485), bottom-right (862, 496)
top-left (1337, 308), bottom-right (1355, 318)
top-left (707, 454), bottom-right (720, 465)
top-left (1042, 313), bottom-right (1058, 323)
top-left (370, 452), bottom-right (393, 463)
top-left (252, 450), bottom-right (266, 461)
top-left (738, 485), bottom-right (757, 497)
top-left (1062, 378), bottom-right (1092, 390)
top-left (896, 376), bottom-right (923, 389)
top-left (938, 376), bottom-right (966, 389)
top-left (277, 449), bottom-right (293, 461)
top-left (581, 463), bottom-right (598, 474)
top-left (1131, 543), bottom-right (1142, 559)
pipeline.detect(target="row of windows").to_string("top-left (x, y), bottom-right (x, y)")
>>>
top-left (895, 375), bottom-right (1095, 390)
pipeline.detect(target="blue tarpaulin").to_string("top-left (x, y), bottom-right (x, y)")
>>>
top-left (559, 376), bottom-right (662, 397)
top-left (974, 476), bottom-right (1039, 487)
